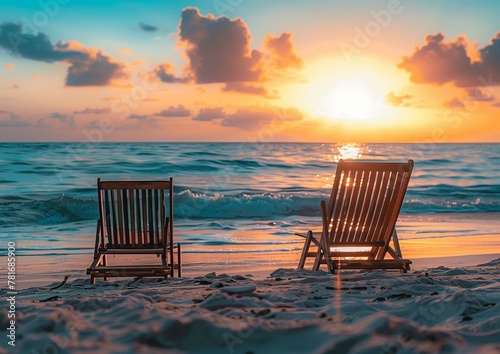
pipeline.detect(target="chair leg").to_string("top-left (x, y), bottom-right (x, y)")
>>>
top-left (103, 255), bottom-right (107, 281)
top-left (177, 243), bottom-right (182, 277)
top-left (298, 231), bottom-right (313, 269)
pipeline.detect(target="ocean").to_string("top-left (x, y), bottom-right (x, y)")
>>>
top-left (0, 143), bottom-right (499, 281)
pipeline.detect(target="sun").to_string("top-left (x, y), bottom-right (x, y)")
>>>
top-left (320, 80), bottom-right (383, 122)
top-left (314, 72), bottom-right (383, 122)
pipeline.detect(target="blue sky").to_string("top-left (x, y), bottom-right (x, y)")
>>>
top-left (1, 0), bottom-right (499, 142)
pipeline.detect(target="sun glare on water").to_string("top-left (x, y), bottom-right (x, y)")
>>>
top-left (321, 80), bottom-right (383, 122)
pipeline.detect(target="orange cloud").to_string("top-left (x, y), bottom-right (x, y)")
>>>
top-left (264, 33), bottom-right (303, 70)
top-left (222, 82), bottom-right (279, 98)
top-left (399, 32), bottom-right (500, 88)
top-left (4, 62), bottom-right (14, 70)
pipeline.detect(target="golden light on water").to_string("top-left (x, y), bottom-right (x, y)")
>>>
top-left (334, 143), bottom-right (362, 161)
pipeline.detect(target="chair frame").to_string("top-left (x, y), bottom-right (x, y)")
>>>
top-left (297, 159), bottom-right (413, 273)
top-left (87, 178), bottom-right (181, 284)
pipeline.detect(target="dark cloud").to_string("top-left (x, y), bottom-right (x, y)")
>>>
top-left (178, 8), bottom-right (263, 83)
top-left (139, 22), bottom-right (158, 32)
top-left (222, 82), bottom-right (279, 98)
top-left (399, 32), bottom-right (500, 88)
top-left (445, 98), bottom-right (465, 109)
top-left (128, 114), bottom-right (150, 121)
top-left (0, 22), bottom-right (85, 62)
top-left (193, 107), bottom-right (226, 121)
top-left (49, 112), bottom-right (70, 121)
top-left (220, 107), bottom-right (302, 129)
top-left (0, 112), bottom-right (30, 127)
top-left (127, 114), bottom-right (157, 126)
top-left (154, 104), bottom-right (191, 117)
top-left (492, 102), bottom-right (500, 107)
top-left (0, 22), bottom-right (128, 86)
top-left (465, 88), bottom-right (495, 102)
top-left (385, 91), bottom-right (413, 106)
top-left (65, 50), bottom-right (128, 86)
top-left (48, 112), bottom-right (75, 128)
top-left (264, 32), bottom-right (303, 70)
top-left (152, 63), bottom-right (188, 83)
top-left (35, 118), bottom-right (49, 127)
top-left (74, 107), bottom-right (111, 114)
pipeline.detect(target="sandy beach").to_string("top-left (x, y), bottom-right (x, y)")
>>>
top-left (2, 227), bottom-right (500, 354)
top-left (1, 255), bottom-right (499, 354)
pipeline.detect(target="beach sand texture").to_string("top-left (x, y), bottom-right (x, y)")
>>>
top-left (2, 256), bottom-right (499, 354)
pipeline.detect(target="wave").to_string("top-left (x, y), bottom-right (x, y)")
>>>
top-left (0, 184), bottom-right (499, 226)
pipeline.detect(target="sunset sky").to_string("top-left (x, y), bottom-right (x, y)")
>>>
top-left (1, 0), bottom-right (499, 142)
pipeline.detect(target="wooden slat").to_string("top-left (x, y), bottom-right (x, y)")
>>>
top-left (100, 180), bottom-right (171, 190)
top-left (117, 190), bottom-right (124, 247)
top-left (371, 170), bottom-right (398, 245)
top-left (160, 189), bottom-right (165, 244)
top-left (330, 170), bottom-right (348, 244)
top-left (365, 170), bottom-right (387, 243)
top-left (122, 189), bottom-right (130, 246)
top-left (353, 170), bottom-right (376, 243)
top-left (129, 189), bottom-right (136, 246)
top-left (142, 189), bottom-right (147, 247)
top-left (342, 169), bottom-right (365, 243)
top-left (110, 190), bottom-right (118, 246)
top-left (154, 189), bottom-right (159, 246)
top-left (147, 189), bottom-right (154, 246)
top-left (135, 189), bottom-right (143, 246)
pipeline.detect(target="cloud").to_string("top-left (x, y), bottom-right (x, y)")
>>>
top-left (154, 104), bottom-right (191, 117)
top-left (193, 107), bottom-right (226, 121)
top-left (264, 32), bottom-right (303, 70)
top-left (35, 118), bottom-right (50, 127)
top-left (465, 88), bottom-right (495, 102)
top-left (49, 112), bottom-right (71, 121)
top-left (139, 22), bottom-right (158, 32)
top-left (128, 114), bottom-right (150, 121)
top-left (74, 107), bottom-right (111, 114)
top-left (127, 114), bottom-right (157, 126)
top-left (385, 91), bottom-right (413, 106)
top-left (399, 32), bottom-right (500, 88)
top-left (151, 63), bottom-right (188, 83)
top-left (0, 22), bottom-right (85, 62)
top-left (220, 107), bottom-right (303, 129)
top-left (0, 22), bottom-right (128, 86)
top-left (4, 62), bottom-right (14, 70)
top-left (0, 112), bottom-right (30, 127)
top-left (445, 98), bottom-right (465, 109)
top-left (8, 84), bottom-right (19, 89)
top-left (492, 102), bottom-right (500, 107)
top-left (48, 112), bottom-right (75, 128)
top-left (119, 47), bottom-right (133, 56)
top-left (178, 8), bottom-right (263, 84)
top-left (222, 82), bottom-right (279, 98)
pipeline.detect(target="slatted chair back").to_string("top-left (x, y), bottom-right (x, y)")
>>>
top-left (97, 179), bottom-right (173, 251)
top-left (323, 160), bottom-right (413, 260)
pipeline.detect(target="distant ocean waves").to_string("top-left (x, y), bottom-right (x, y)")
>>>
top-left (1, 184), bottom-right (498, 226)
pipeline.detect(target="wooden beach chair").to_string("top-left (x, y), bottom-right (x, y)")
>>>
top-left (296, 159), bottom-right (413, 274)
top-left (87, 178), bottom-right (181, 284)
